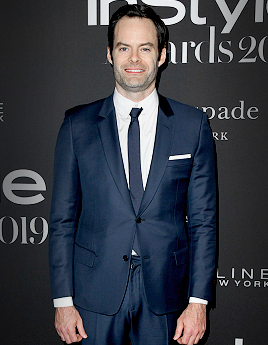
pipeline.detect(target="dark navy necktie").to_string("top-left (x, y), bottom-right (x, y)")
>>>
top-left (128, 107), bottom-right (143, 254)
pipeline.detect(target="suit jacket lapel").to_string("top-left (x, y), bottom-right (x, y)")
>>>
top-left (139, 95), bottom-right (175, 215)
top-left (97, 95), bottom-right (134, 212)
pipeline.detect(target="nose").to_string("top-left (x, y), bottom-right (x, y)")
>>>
top-left (129, 49), bottom-right (140, 63)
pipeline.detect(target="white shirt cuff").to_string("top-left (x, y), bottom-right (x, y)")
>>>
top-left (53, 297), bottom-right (74, 308)
top-left (189, 297), bottom-right (208, 305)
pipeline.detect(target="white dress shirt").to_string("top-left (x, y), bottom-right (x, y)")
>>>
top-left (113, 87), bottom-right (159, 189)
top-left (53, 88), bottom-right (207, 307)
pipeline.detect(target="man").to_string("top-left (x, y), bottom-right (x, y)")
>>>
top-left (49, 4), bottom-right (217, 345)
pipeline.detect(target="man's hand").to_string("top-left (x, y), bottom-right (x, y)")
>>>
top-left (55, 306), bottom-right (87, 344)
top-left (173, 303), bottom-right (206, 345)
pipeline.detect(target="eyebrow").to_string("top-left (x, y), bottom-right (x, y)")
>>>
top-left (114, 42), bottom-right (155, 49)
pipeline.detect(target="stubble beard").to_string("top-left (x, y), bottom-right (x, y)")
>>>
top-left (112, 62), bottom-right (159, 94)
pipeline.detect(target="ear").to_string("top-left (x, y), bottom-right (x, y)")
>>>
top-left (158, 48), bottom-right (166, 67)
top-left (107, 47), bottom-right (113, 65)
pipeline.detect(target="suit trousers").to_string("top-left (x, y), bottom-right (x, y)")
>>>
top-left (76, 256), bottom-right (180, 345)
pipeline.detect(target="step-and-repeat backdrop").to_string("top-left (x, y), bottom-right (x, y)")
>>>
top-left (1, 1), bottom-right (267, 344)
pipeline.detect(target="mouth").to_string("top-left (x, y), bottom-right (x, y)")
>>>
top-left (125, 68), bottom-right (144, 73)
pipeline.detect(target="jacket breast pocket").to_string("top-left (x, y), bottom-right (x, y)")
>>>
top-left (165, 160), bottom-right (192, 180)
top-left (167, 158), bottom-right (193, 168)
top-left (74, 243), bottom-right (96, 267)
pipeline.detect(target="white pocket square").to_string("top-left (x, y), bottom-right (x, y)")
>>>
top-left (169, 154), bottom-right (191, 160)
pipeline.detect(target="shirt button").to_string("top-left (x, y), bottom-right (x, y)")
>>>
top-left (123, 255), bottom-right (129, 261)
top-left (136, 217), bottom-right (141, 223)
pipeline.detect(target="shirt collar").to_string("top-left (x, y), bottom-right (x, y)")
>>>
top-left (113, 88), bottom-right (159, 120)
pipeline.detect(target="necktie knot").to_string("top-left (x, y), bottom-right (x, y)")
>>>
top-left (130, 107), bottom-right (143, 122)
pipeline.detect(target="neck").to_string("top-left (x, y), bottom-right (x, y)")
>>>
top-left (115, 83), bottom-right (155, 103)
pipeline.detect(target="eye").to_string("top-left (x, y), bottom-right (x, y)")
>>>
top-left (119, 47), bottom-right (128, 52)
top-left (141, 47), bottom-right (150, 52)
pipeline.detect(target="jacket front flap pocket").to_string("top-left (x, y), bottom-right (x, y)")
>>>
top-left (174, 247), bottom-right (189, 267)
top-left (74, 244), bottom-right (96, 267)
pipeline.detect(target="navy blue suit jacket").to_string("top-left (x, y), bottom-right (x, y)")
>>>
top-left (49, 94), bottom-right (217, 316)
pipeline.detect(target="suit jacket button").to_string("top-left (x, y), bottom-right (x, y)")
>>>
top-left (123, 255), bottom-right (129, 261)
top-left (136, 217), bottom-right (141, 223)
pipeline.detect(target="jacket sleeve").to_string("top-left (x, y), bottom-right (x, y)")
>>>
top-left (49, 114), bottom-right (81, 299)
top-left (186, 113), bottom-right (217, 302)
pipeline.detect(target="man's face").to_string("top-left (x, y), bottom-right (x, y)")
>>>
top-left (107, 16), bottom-right (166, 99)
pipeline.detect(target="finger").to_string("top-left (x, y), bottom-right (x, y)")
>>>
top-left (173, 321), bottom-right (184, 340)
top-left (77, 318), bottom-right (88, 339)
top-left (56, 329), bottom-right (65, 343)
top-left (181, 334), bottom-right (195, 345)
top-left (68, 330), bottom-right (81, 343)
top-left (60, 323), bottom-right (77, 344)
top-left (76, 334), bottom-right (83, 342)
top-left (194, 330), bottom-right (205, 344)
top-left (188, 328), bottom-right (206, 345)
top-left (190, 335), bottom-right (197, 345)
top-left (63, 332), bottom-right (72, 344)
top-left (180, 334), bottom-right (192, 345)
top-left (56, 324), bottom-right (68, 343)
top-left (194, 334), bottom-right (201, 344)
top-left (200, 331), bottom-right (205, 340)
top-left (179, 328), bottom-right (196, 345)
